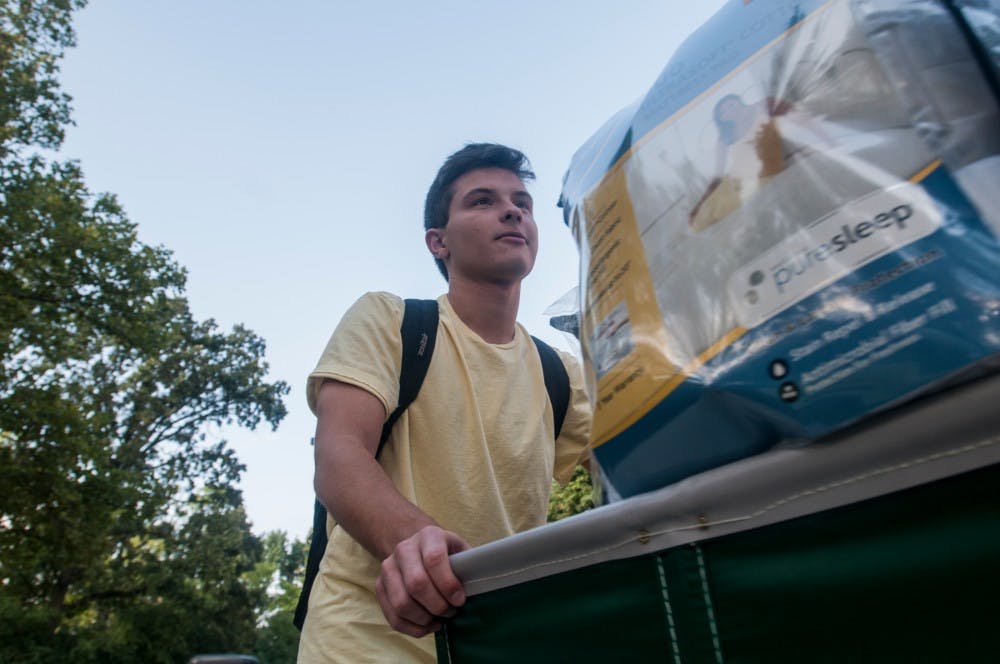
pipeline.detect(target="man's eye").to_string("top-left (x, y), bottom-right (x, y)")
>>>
top-left (473, 197), bottom-right (491, 206)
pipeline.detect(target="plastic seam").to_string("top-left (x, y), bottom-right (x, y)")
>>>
top-left (941, 0), bottom-right (1000, 102)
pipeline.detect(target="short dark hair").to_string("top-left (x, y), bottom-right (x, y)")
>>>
top-left (424, 143), bottom-right (535, 280)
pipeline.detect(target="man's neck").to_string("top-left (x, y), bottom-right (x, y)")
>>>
top-left (446, 277), bottom-right (521, 344)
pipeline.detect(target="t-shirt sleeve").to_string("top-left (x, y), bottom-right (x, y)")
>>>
top-left (305, 291), bottom-right (404, 419)
top-left (552, 348), bottom-right (593, 485)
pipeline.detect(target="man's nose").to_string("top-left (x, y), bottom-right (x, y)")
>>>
top-left (501, 202), bottom-right (522, 223)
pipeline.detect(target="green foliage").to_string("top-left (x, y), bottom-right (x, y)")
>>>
top-left (0, 1), bottom-right (292, 661)
top-left (548, 465), bottom-right (595, 522)
top-left (246, 531), bottom-right (308, 664)
top-left (0, 0), bottom-right (83, 156)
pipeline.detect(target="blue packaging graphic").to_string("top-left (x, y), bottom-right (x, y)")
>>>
top-left (560, 0), bottom-right (1000, 500)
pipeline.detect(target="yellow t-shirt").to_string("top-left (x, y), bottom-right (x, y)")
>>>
top-left (298, 292), bottom-right (591, 663)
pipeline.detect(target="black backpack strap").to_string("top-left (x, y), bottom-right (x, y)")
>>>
top-left (294, 298), bottom-right (439, 631)
top-left (377, 299), bottom-right (438, 458)
top-left (531, 335), bottom-right (570, 439)
top-left (293, 494), bottom-right (328, 630)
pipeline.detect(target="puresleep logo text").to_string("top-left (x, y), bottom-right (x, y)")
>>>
top-left (728, 183), bottom-right (942, 328)
top-left (770, 203), bottom-right (914, 295)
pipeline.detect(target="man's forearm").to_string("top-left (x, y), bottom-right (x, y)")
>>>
top-left (315, 438), bottom-right (437, 561)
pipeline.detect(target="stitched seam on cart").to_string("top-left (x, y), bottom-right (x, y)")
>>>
top-left (439, 626), bottom-right (453, 663)
top-left (656, 555), bottom-right (682, 664)
top-left (695, 544), bottom-right (724, 663)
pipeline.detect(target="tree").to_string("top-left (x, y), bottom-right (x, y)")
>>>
top-left (0, 2), bottom-right (289, 661)
top-left (0, 0), bottom-right (78, 157)
top-left (246, 531), bottom-right (308, 664)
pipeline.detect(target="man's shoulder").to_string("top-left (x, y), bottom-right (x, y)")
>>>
top-left (354, 290), bottom-right (404, 310)
top-left (353, 292), bottom-right (447, 316)
top-left (339, 291), bottom-right (406, 328)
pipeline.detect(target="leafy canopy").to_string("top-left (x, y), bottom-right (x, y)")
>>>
top-left (0, 2), bottom-right (292, 661)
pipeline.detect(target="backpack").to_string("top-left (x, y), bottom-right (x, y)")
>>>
top-left (293, 298), bottom-right (571, 630)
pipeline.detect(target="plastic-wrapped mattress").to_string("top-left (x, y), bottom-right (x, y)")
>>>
top-left (558, 0), bottom-right (1000, 499)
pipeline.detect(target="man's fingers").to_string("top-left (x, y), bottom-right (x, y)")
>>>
top-left (393, 531), bottom-right (457, 616)
top-left (375, 525), bottom-right (470, 637)
top-left (444, 530), bottom-right (471, 555)
top-left (420, 530), bottom-right (468, 606)
top-left (375, 559), bottom-right (440, 637)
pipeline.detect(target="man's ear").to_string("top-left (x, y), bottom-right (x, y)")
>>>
top-left (425, 228), bottom-right (449, 260)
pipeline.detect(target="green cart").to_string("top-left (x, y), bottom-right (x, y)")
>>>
top-left (438, 374), bottom-right (1000, 663)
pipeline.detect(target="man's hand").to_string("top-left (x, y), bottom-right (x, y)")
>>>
top-left (374, 525), bottom-right (470, 637)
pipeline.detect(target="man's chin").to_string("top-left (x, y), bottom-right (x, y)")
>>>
top-left (501, 259), bottom-right (535, 283)
top-left (454, 256), bottom-right (536, 286)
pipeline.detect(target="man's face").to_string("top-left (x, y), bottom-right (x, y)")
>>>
top-left (429, 167), bottom-right (538, 284)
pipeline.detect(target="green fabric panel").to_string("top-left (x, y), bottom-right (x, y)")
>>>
top-left (702, 464), bottom-right (1000, 663)
top-left (437, 554), bottom-right (674, 663)
top-left (438, 464), bottom-right (1000, 662)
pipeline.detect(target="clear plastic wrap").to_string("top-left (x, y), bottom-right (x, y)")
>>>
top-left (559, 0), bottom-right (1000, 499)
top-left (951, 1), bottom-right (1000, 76)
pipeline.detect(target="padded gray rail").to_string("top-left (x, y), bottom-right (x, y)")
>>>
top-left (451, 372), bottom-right (1000, 596)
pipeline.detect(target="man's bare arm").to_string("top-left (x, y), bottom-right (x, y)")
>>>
top-left (313, 379), bottom-right (469, 636)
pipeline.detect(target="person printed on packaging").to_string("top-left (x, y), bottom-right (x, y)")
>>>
top-left (689, 93), bottom-right (835, 232)
top-left (297, 143), bottom-right (592, 663)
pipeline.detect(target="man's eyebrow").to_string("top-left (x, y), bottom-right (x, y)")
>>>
top-left (460, 187), bottom-right (533, 205)
top-left (461, 187), bottom-right (496, 200)
top-left (461, 187), bottom-right (532, 198)
top-left (513, 190), bottom-right (533, 205)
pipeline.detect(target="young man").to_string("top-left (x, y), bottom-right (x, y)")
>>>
top-left (297, 143), bottom-right (591, 663)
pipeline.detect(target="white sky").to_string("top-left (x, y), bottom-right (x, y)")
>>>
top-left (58, 0), bottom-right (728, 538)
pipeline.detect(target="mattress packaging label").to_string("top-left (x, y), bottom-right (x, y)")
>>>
top-left (560, 0), bottom-right (1000, 498)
